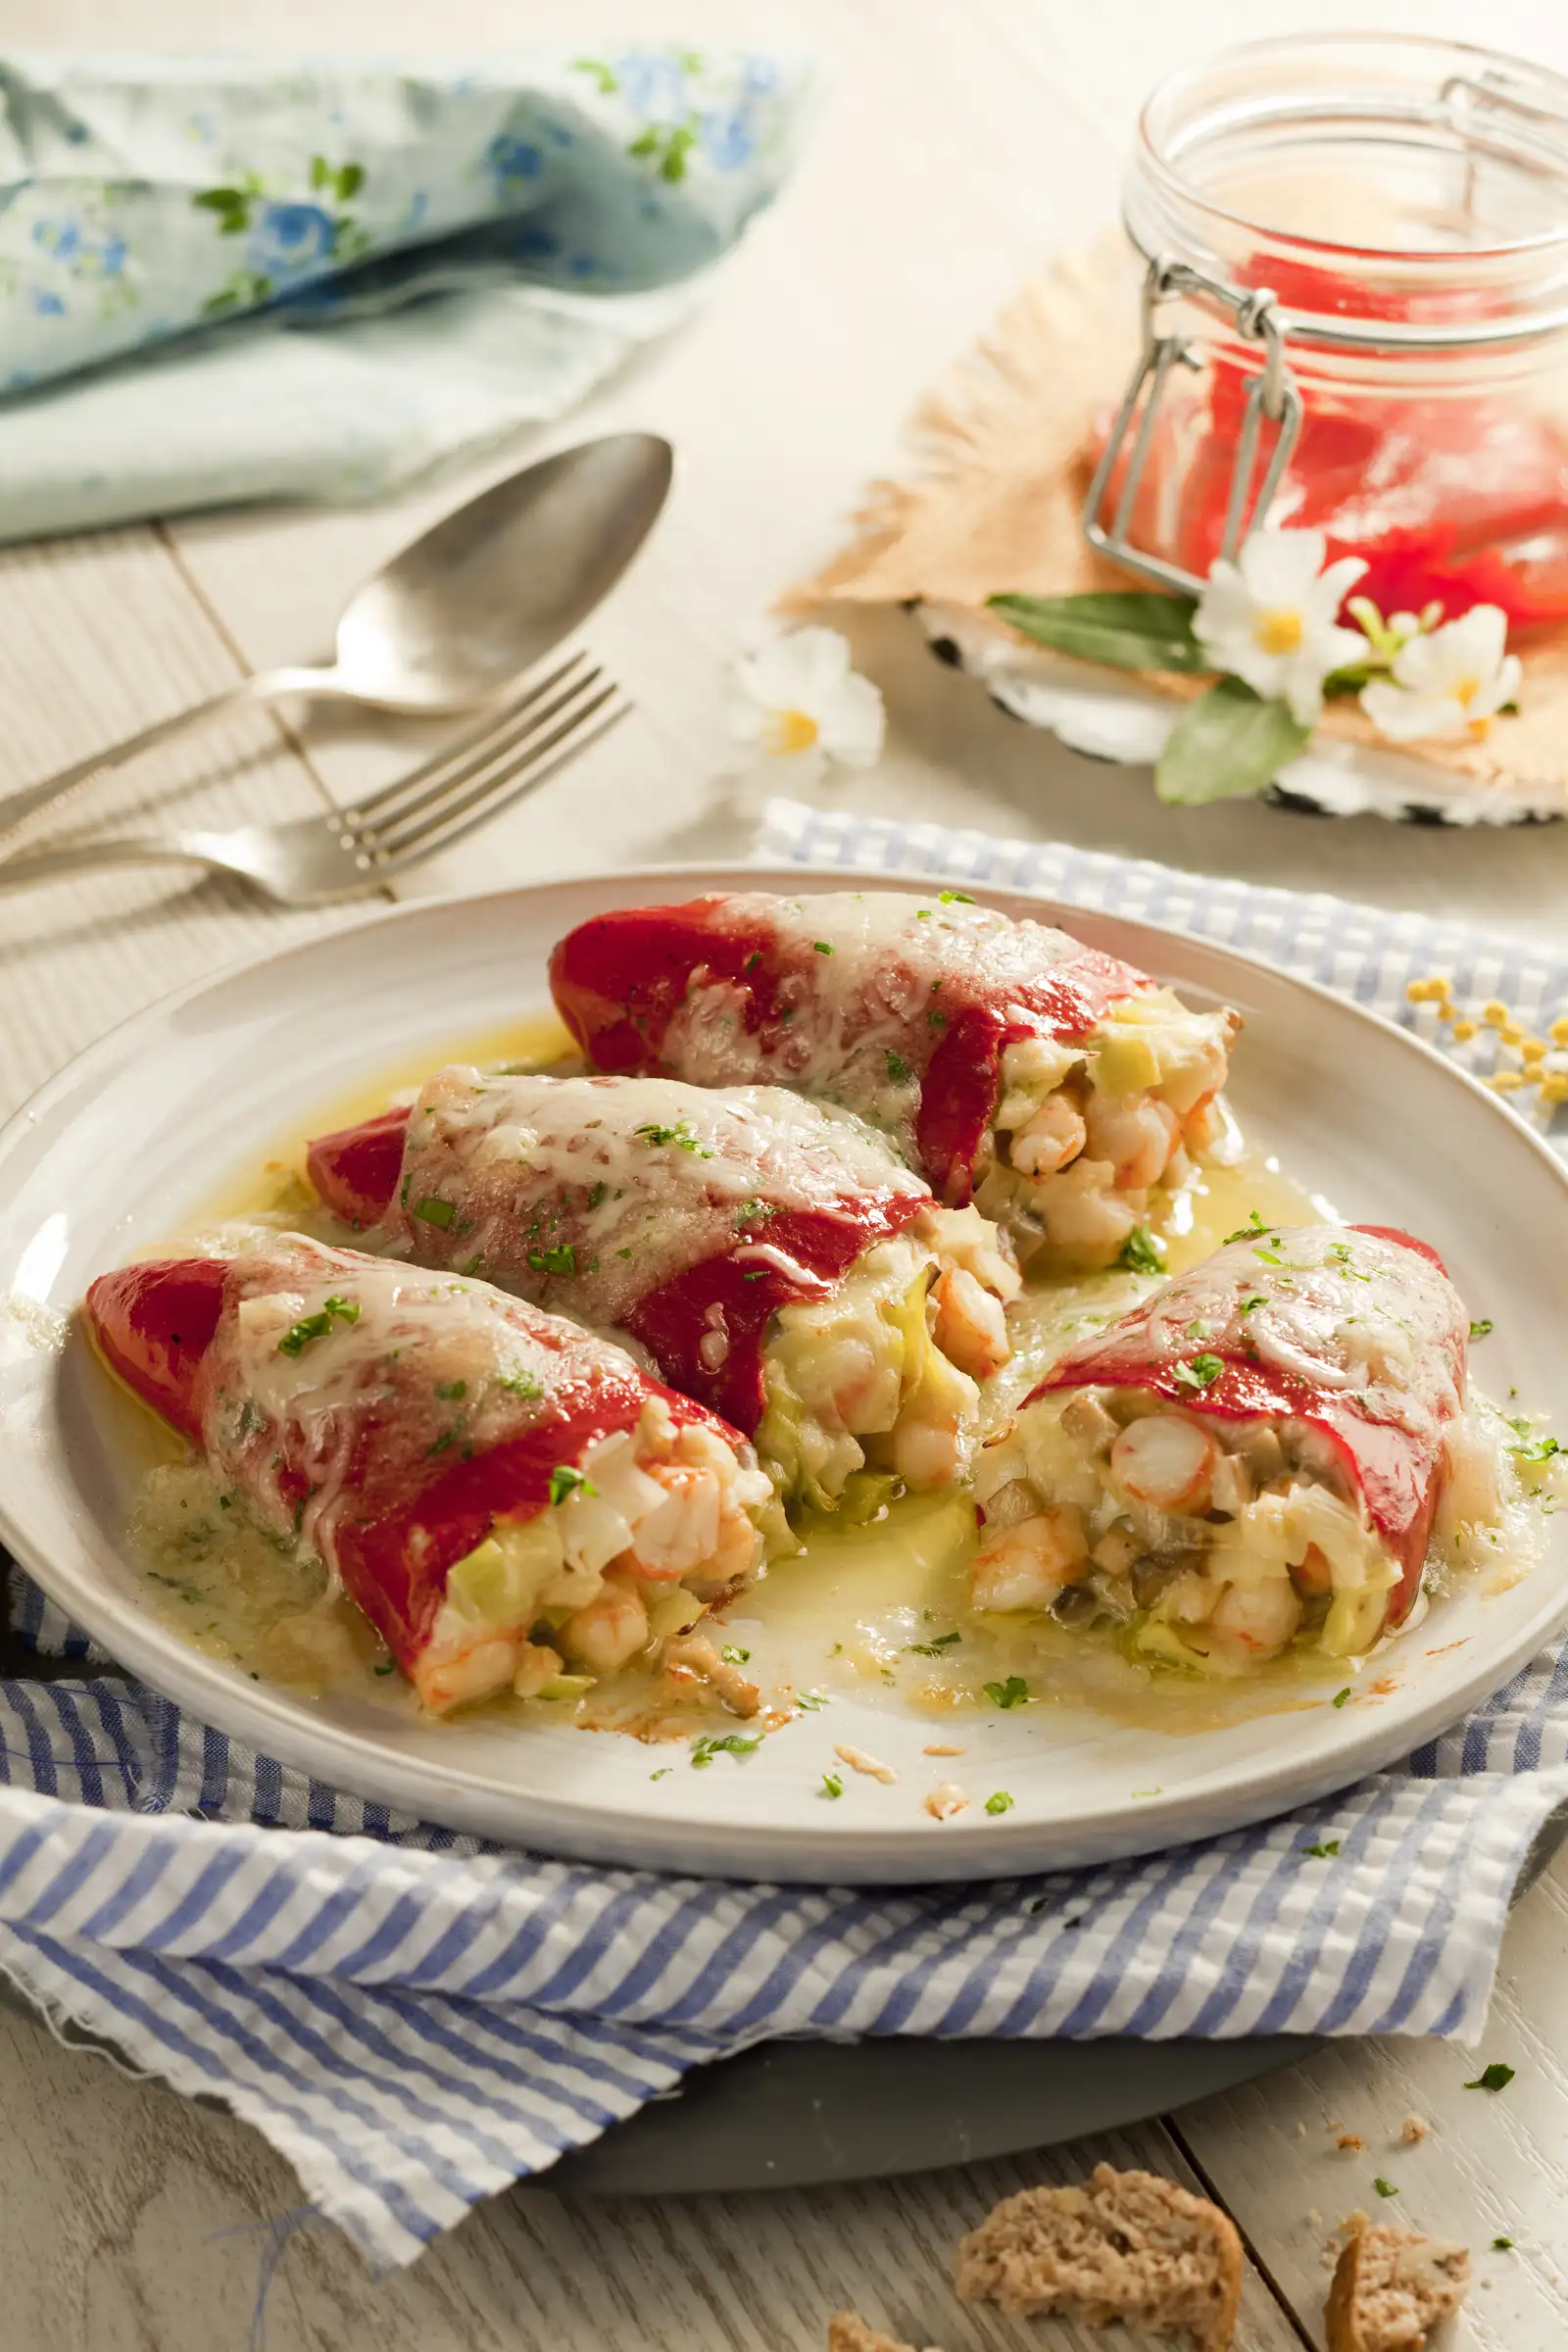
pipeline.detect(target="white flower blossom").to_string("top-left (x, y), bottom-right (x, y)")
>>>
top-left (1359, 605), bottom-right (1521, 744)
top-left (1194, 529), bottom-right (1370, 724)
top-left (727, 627), bottom-right (885, 780)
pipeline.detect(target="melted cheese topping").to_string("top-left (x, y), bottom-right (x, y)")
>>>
top-left (388, 1067), bottom-right (929, 1323)
top-left (202, 1233), bottom-right (649, 1566)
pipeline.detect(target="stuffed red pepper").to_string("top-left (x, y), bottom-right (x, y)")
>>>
top-left (548, 889), bottom-right (1240, 1269)
top-left (307, 1069), bottom-right (1021, 1516)
top-left (85, 1235), bottom-right (779, 1714)
top-left (970, 1221), bottom-right (1478, 1673)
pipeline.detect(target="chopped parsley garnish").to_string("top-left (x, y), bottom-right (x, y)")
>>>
top-left (1332, 1688), bottom-right (1351, 1708)
top-left (821, 1771), bottom-right (844, 1798)
top-left (650, 1767), bottom-right (672, 1782)
top-left (1493, 2237), bottom-right (1514, 2251)
top-left (549, 1464), bottom-right (598, 1506)
top-left (1173, 1353), bottom-right (1224, 1392)
top-left (983, 1676), bottom-right (1029, 1709)
top-left (928, 1008), bottom-right (948, 1033)
top-left (734, 1198), bottom-right (776, 1228)
top-left (373, 1659), bottom-right (397, 1677)
top-left (527, 1243), bottom-right (577, 1278)
top-left (1240, 1295), bottom-right (1268, 1314)
top-left (1301, 1838), bottom-right (1342, 1858)
top-left (1470, 1318), bottom-right (1494, 1340)
top-left (1464, 2062), bottom-right (1516, 2092)
top-left (915, 907), bottom-right (932, 920)
top-left (427, 1427), bottom-right (459, 1458)
top-left (1329, 1242), bottom-right (1372, 1281)
top-left (413, 1197), bottom-right (456, 1230)
top-left (1223, 1211), bottom-right (1268, 1245)
top-left (744, 950), bottom-right (761, 973)
top-left (460, 1253), bottom-right (485, 1278)
top-left (277, 1295), bottom-right (361, 1356)
top-left (796, 1690), bottom-right (828, 1711)
top-left (236, 1399), bottom-right (266, 1438)
top-left (984, 1790), bottom-right (1014, 1815)
top-left (498, 1368), bottom-right (543, 1399)
top-left (690, 1733), bottom-right (761, 1769)
top-left (886, 1050), bottom-right (912, 1085)
top-left (1506, 1418), bottom-right (1561, 1463)
top-left (906, 1630), bottom-right (962, 1657)
top-left (587, 1182), bottom-right (610, 1208)
top-left (398, 1173), bottom-right (413, 1207)
top-left (1120, 1224), bottom-right (1164, 1276)
top-left (719, 1643), bottom-right (751, 1666)
top-left (1186, 1319), bottom-right (1213, 1341)
top-left (435, 1379), bottom-right (466, 1401)
top-left (812, 940), bottom-right (834, 956)
top-left (634, 1120), bottom-right (712, 1156)
top-left (939, 889), bottom-right (974, 905)
top-left (742, 1268), bottom-right (767, 1282)
top-left (1373, 2177), bottom-right (1398, 2199)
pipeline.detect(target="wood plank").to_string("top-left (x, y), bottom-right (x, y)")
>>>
top-left (1173, 1845), bottom-right (1568, 2349)
top-left (0, 526), bottom-right (339, 1122)
top-left (0, 1995), bottom-right (1307, 2352)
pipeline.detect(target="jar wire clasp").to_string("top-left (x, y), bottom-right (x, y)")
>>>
top-left (1082, 256), bottom-right (1304, 598)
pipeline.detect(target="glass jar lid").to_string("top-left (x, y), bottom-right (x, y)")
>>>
top-left (1126, 33), bottom-right (1568, 352)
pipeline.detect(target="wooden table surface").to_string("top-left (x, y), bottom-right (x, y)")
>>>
top-left (3, 2), bottom-right (1567, 2345)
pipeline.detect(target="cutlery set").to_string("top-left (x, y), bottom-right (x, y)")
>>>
top-left (0, 432), bottom-right (671, 906)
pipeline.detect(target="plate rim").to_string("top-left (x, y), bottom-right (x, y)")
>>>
top-left (3, 860), bottom-right (1566, 1883)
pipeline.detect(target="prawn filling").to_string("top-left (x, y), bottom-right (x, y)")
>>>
top-left (85, 1238), bottom-right (783, 1722)
top-left (972, 1388), bottom-right (1416, 1674)
top-left (424, 1401), bottom-right (775, 1713)
top-left (974, 995), bottom-right (1237, 1271)
top-left (547, 888), bottom-right (1242, 1274)
top-left (758, 1208), bottom-right (1021, 1517)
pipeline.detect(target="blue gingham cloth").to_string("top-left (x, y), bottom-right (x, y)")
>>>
top-left (2, 803), bottom-right (1567, 2270)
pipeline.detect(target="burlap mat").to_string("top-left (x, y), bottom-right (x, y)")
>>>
top-left (788, 250), bottom-right (1568, 804)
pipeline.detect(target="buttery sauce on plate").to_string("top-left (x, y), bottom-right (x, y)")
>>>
top-left (116, 1022), bottom-right (1396, 1738)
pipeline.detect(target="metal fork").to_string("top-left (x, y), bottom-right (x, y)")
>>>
top-left (0, 651), bottom-right (628, 907)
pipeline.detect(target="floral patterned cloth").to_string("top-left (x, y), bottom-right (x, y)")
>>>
top-left (0, 47), bottom-right (814, 541)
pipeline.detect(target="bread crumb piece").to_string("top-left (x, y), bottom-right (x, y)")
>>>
top-left (1325, 2221), bottom-right (1469, 2352)
top-left (923, 1742), bottom-right (964, 1756)
top-left (663, 1634), bottom-right (760, 1717)
top-left (955, 2164), bottom-right (1242, 2349)
top-left (835, 1742), bottom-right (897, 1784)
top-left (925, 1783), bottom-right (968, 1820)
top-left (827, 2316), bottom-right (942, 2352)
top-left (1400, 2116), bottom-right (1429, 2145)
top-left (1337, 2134), bottom-right (1365, 2153)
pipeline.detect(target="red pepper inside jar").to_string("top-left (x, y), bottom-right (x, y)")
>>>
top-left (1092, 34), bottom-right (1568, 634)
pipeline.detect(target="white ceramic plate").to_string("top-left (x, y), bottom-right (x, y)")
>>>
top-left (2, 866), bottom-right (1566, 1884)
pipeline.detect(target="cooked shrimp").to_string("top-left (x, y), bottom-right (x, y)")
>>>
top-left (916, 1203), bottom-right (1022, 1301)
top-left (933, 1262), bottom-right (1011, 1381)
top-left (890, 1352), bottom-right (980, 1488)
top-left (1034, 1158), bottom-right (1139, 1263)
top-left (1110, 1412), bottom-right (1219, 1514)
top-left (513, 1641), bottom-right (565, 1698)
top-left (1008, 1092), bottom-right (1088, 1178)
top-left (417, 1636), bottom-right (519, 1715)
top-left (663, 1632), bottom-right (760, 1717)
top-left (970, 1505), bottom-right (1088, 1611)
top-left (559, 1576), bottom-right (650, 1673)
top-left (1083, 1091), bottom-right (1182, 1191)
top-left (618, 1462), bottom-right (722, 1581)
top-left (1206, 1577), bottom-right (1302, 1661)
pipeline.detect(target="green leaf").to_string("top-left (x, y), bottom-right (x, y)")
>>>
top-left (336, 161), bottom-right (365, 200)
top-left (1155, 679), bottom-right (1312, 808)
top-left (660, 123), bottom-right (699, 182)
top-left (988, 591), bottom-right (1205, 674)
top-left (1464, 2062), bottom-right (1516, 2092)
top-left (309, 154), bottom-right (331, 189)
top-left (627, 126), bottom-right (662, 158)
top-left (572, 58), bottom-right (619, 95)
top-left (1119, 1224), bottom-right (1164, 1276)
top-left (983, 1677), bottom-right (1030, 1710)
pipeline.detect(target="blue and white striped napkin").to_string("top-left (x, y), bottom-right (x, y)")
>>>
top-left (2, 801), bottom-right (1566, 2272)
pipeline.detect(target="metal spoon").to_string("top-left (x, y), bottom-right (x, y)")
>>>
top-left (0, 431), bottom-right (673, 839)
